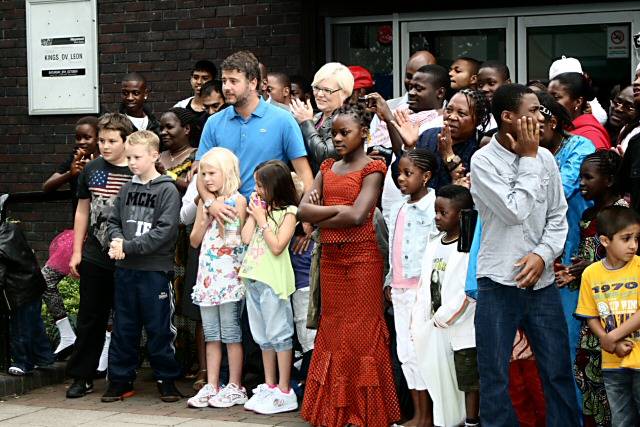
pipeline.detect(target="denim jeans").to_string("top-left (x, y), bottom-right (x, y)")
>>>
top-left (475, 277), bottom-right (580, 427)
top-left (603, 369), bottom-right (640, 426)
top-left (244, 280), bottom-right (293, 352)
top-left (9, 298), bottom-right (54, 372)
top-left (199, 301), bottom-right (243, 343)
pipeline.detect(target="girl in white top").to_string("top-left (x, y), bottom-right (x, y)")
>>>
top-left (187, 147), bottom-right (248, 409)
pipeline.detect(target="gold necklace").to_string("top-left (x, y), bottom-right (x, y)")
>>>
top-left (169, 145), bottom-right (190, 163)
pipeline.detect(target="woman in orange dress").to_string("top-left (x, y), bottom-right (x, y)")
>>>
top-left (298, 103), bottom-right (400, 427)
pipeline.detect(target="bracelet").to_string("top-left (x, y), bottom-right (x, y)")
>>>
top-left (257, 223), bottom-right (269, 235)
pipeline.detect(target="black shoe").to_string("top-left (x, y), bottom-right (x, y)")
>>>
top-left (94, 369), bottom-right (107, 379)
top-left (157, 380), bottom-right (183, 402)
top-left (101, 381), bottom-right (135, 402)
top-left (66, 379), bottom-right (93, 398)
top-left (55, 344), bottom-right (75, 361)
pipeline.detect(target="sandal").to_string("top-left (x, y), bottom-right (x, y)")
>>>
top-left (192, 369), bottom-right (207, 391)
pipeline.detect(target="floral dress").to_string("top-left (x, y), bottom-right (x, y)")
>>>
top-left (192, 193), bottom-right (246, 306)
top-left (573, 198), bottom-right (628, 427)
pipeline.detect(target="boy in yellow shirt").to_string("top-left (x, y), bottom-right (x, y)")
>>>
top-left (576, 205), bottom-right (640, 425)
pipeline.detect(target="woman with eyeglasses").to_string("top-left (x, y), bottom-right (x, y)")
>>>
top-left (548, 72), bottom-right (611, 150)
top-left (290, 63), bottom-right (354, 174)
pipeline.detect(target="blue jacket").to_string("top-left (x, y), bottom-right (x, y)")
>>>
top-left (555, 135), bottom-right (595, 265)
top-left (385, 190), bottom-right (437, 286)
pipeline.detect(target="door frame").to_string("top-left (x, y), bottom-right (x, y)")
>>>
top-left (516, 11), bottom-right (640, 83)
top-left (401, 17), bottom-right (516, 97)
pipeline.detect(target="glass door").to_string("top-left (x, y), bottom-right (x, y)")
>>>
top-left (401, 17), bottom-right (515, 97)
top-left (517, 12), bottom-right (640, 105)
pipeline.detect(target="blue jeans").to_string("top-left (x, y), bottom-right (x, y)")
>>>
top-left (244, 280), bottom-right (293, 352)
top-left (475, 278), bottom-right (580, 426)
top-left (200, 301), bottom-right (243, 343)
top-left (603, 369), bottom-right (640, 426)
top-left (9, 298), bottom-right (54, 372)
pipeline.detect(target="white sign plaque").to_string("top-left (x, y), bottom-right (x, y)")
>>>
top-left (26, 0), bottom-right (99, 115)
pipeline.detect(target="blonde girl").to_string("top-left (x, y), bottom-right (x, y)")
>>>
top-left (187, 147), bottom-right (248, 409)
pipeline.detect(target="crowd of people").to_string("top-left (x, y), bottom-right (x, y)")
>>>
top-left (2, 47), bottom-right (640, 427)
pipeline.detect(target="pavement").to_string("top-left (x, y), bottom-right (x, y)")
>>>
top-left (0, 371), bottom-right (310, 427)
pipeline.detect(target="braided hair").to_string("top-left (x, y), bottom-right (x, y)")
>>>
top-left (402, 148), bottom-right (439, 174)
top-left (582, 150), bottom-right (622, 196)
top-left (167, 107), bottom-right (202, 146)
top-left (457, 88), bottom-right (491, 132)
top-left (335, 102), bottom-right (373, 129)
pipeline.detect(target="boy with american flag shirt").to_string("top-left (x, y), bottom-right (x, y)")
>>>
top-left (65, 113), bottom-right (134, 399)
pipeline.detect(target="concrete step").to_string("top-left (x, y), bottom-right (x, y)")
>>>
top-left (0, 362), bottom-right (65, 398)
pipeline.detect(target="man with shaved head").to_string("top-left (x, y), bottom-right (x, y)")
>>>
top-left (370, 50), bottom-right (437, 135)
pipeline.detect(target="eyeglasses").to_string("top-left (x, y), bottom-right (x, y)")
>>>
top-left (611, 98), bottom-right (637, 113)
top-left (312, 85), bottom-right (340, 95)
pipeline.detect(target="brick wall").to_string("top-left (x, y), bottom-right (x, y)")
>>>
top-left (0, 0), bottom-right (306, 262)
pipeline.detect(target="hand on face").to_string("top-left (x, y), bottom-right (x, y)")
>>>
top-left (506, 116), bottom-right (540, 158)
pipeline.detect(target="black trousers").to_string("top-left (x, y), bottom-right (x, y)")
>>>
top-left (66, 260), bottom-right (114, 381)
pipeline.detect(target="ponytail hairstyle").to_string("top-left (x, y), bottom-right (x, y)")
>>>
top-left (550, 72), bottom-right (594, 113)
top-left (581, 150), bottom-right (622, 196)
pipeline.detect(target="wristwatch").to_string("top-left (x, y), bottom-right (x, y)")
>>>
top-left (445, 155), bottom-right (462, 171)
top-left (203, 199), bottom-right (214, 209)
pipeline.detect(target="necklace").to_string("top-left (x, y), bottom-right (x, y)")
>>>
top-left (442, 235), bottom-right (459, 244)
top-left (168, 145), bottom-right (191, 163)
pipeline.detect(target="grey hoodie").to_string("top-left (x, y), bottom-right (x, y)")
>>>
top-left (107, 174), bottom-right (180, 272)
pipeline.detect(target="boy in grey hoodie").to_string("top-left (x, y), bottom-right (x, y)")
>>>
top-left (105, 130), bottom-right (183, 403)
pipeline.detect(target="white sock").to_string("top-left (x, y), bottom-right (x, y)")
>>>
top-left (97, 331), bottom-right (111, 372)
top-left (54, 317), bottom-right (76, 354)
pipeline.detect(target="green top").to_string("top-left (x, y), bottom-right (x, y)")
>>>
top-left (239, 205), bottom-right (297, 299)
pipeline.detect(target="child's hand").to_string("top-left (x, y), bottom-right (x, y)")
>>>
top-left (600, 333), bottom-right (617, 353)
top-left (566, 257), bottom-right (591, 279)
top-left (308, 189), bottom-right (322, 206)
top-left (70, 149), bottom-right (88, 176)
top-left (108, 238), bottom-right (125, 260)
top-left (247, 197), bottom-right (267, 226)
top-left (383, 286), bottom-right (392, 305)
top-left (614, 340), bottom-right (634, 358)
top-left (555, 266), bottom-right (576, 288)
top-left (69, 252), bottom-right (82, 278)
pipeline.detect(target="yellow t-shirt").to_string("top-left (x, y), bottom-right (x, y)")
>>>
top-left (575, 255), bottom-right (640, 370)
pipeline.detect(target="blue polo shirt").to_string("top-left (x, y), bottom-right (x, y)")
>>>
top-left (196, 98), bottom-right (307, 198)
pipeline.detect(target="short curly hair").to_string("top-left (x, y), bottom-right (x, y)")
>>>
top-left (221, 51), bottom-right (260, 82)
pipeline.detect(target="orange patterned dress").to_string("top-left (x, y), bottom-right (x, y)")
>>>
top-left (301, 159), bottom-right (400, 427)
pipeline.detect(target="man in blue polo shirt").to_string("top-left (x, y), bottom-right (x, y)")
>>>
top-left (193, 50), bottom-right (313, 222)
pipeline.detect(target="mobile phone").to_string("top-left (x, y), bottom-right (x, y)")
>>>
top-left (458, 209), bottom-right (478, 253)
top-left (358, 96), bottom-right (376, 108)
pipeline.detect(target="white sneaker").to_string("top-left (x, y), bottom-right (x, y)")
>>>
top-left (209, 383), bottom-right (248, 408)
top-left (243, 383), bottom-right (273, 411)
top-left (187, 383), bottom-right (218, 408)
top-left (253, 387), bottom-right (298, 414)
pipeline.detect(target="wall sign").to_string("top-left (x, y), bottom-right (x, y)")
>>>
top-left (26, 0), bottom-right (99, 115)
top-left (607, 25), bottom-right (629, 59)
